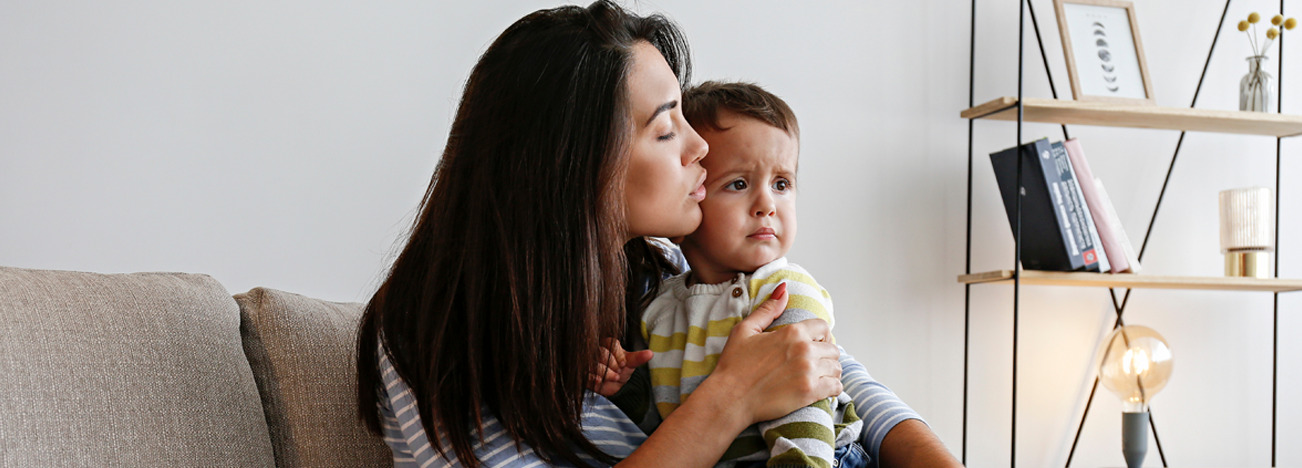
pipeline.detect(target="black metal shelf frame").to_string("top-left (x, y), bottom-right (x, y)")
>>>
top-left (961, 1), bottom-right (1287, 466)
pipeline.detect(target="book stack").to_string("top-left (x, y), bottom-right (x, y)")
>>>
top-left (989, 138), bottom-right (1141, 273)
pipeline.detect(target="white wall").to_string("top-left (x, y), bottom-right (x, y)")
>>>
top-left (1, 1), bottom-right (1297, 466)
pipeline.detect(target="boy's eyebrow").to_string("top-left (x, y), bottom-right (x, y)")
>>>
top-left (643, 100), bottom-right (678, 127)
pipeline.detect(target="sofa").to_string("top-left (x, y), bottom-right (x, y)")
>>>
top-left (0, 266), bottom-right (393, 467)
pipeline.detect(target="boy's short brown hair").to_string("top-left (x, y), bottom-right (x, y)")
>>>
top-left (682, 81), bottom-right (798, 137)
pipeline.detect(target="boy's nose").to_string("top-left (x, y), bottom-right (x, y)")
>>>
top-left (753, 192), bottom-right (776, 216)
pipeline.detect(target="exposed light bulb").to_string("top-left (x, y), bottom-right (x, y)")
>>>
top-left (1097, 325), bottom-right (1173, 468)
top-left (1099, 325), bottom-right (1173, 413)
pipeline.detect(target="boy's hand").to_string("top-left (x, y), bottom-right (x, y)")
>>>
top-left (590, 339), bottom-right (654, 397)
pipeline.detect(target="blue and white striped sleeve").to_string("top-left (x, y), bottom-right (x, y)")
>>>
top-left (378, 351), bottom-right (445, 467)
top-left (648, 237), bottom-right (690, 273)
top-left (377, 350), bottom-right (647, 468)
top-left (838, 346), bottom-right (924, 467)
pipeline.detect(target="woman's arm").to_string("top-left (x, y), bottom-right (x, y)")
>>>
top-left (878, 419), bottom-right (963, 468)
top-left (838, 349), bottom-right (962, 468)
top-left (618, 283), bottom-right (844, 467)
top-left (615, 376), bottom-right (752, 467)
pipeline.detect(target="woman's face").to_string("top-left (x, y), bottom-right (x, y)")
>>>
top-left (622, 41), bottom-right (709, 240)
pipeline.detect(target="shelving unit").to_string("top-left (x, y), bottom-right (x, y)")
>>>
top-left (958, 270), bottom-right (1302, 293)
top-left (962, 97), bottom-right (1302, 137)
top-left (961, 0), bottom-right (1293, 467)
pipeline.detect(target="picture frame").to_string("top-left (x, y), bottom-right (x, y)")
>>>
top-left (1054, 0), bottom-right (1155, 105)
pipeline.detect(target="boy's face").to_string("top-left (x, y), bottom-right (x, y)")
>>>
top-left (681, 111), bottom-right (799, 279)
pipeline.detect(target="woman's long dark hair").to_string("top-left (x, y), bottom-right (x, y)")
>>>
top-left (356, 2), bottom-right (690, 466)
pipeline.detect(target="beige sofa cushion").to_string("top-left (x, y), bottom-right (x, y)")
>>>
top-left (236, 287), bottom-right (391, 468)
top-left (0, 267), bottom-right (276, 467)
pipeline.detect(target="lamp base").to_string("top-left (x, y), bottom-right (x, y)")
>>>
top-left (1225, 251), bottom-right (1272, 278)
top-left (1122, 411), bottom-right (1148, 468)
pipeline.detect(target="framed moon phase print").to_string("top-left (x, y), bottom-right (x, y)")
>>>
top-left (1054, 0), bottom-right (1154, 104)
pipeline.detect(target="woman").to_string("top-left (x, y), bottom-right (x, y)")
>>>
top-left (356, 2), bottom-right (960, 466)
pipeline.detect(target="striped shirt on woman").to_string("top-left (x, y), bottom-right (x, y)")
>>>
top-left (375, 345), bottom-right (921, 468)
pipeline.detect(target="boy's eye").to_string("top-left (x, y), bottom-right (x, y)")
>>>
top-left (773, 179), bottom-right (792, 191)
top-left (657, 132), bottom-right (676, 141)
top-left (727, 180), bottom-right (748, 191)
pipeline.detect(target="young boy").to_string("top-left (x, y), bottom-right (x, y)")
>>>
top-left (599, 81), bottom-right (864, 468)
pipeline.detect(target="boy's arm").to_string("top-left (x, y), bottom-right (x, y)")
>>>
top-left (747, 261), bottom-right (835, 338)
top-left (754, 397), bottom-right (840, 466)
top-left (748, 262), bottom-right (842, 465)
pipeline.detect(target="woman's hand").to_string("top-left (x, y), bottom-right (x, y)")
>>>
top-left (618, 283), bottom-right (843, 467)
top-left (706, 282), bottom-right (843, 424)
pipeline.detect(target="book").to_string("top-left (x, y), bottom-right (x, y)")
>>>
top-left (1062, 138), bottom-right (1136, 273)
top-left (989, 138), bottom-right (1096, 271)
top-left (1091, 177), bottom-right (1143, 273)
top-left (1052, 141), bottom-right (1108, 273)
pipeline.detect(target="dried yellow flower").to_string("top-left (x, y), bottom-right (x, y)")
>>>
top-left (1273, 15), bottom-right (1284, 26)
top-left (1268, 28), bottom-right (1279, 39)
top-left (1249, 12), bottom-right (1261, 24)
top-left (1239, 20), bottom-right (1250, 31)
top-left (1287, 18), bottom-right (1298, 30)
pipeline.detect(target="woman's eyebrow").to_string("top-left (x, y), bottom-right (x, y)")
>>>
top-left (643, 100), bottom-right (678, 127)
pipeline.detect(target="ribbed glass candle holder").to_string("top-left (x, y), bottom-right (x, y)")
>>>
top-left (1219, 187), bottom-right (1274, 277)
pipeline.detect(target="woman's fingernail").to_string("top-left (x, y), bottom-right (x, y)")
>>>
top-left (774, 283), bottom-right (787, 299)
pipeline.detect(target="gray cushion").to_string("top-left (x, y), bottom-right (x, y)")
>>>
top-left (0, 267), bottom-right (277, 467)
top-left (236, 287), bottom-right (391, 468)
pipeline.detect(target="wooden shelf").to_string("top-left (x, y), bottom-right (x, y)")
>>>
top-left (961, 97), bottom-right (1302, 137)
top-left (958, 270), bottom-right (1302, 292)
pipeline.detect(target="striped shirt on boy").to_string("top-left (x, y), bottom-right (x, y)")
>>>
top-left (640, 257), bottom-right (860, 468)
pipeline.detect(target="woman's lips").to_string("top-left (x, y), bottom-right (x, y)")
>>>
top-left (689, 171), bottom-right (708, 202)
top-left (689, 184), bottom-right (706, 201)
